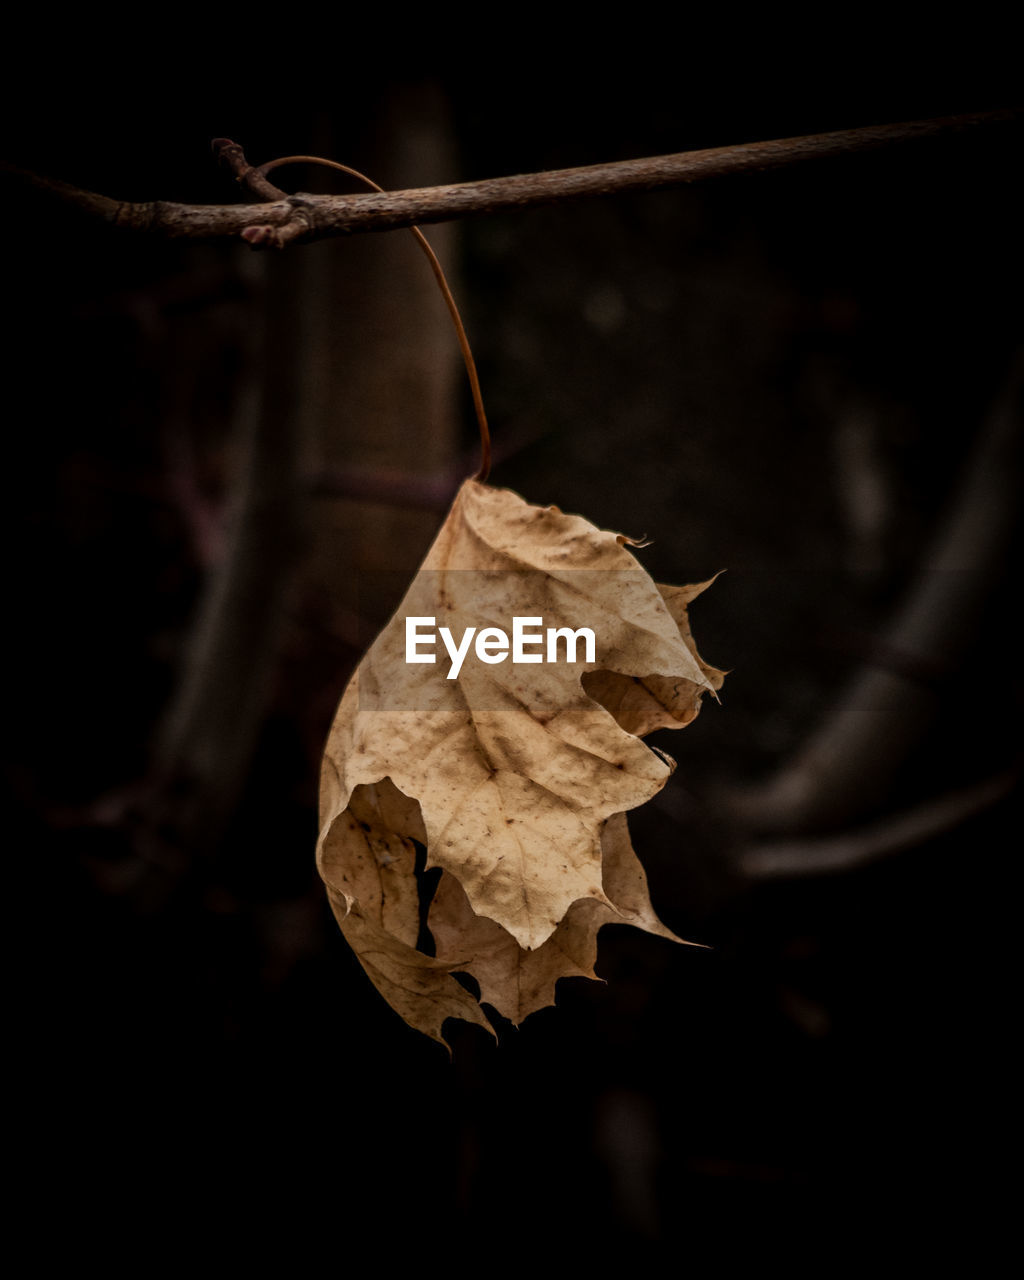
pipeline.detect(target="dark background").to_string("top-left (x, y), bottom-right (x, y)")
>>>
top-left (4, 38), bottom-right (1020, 1266)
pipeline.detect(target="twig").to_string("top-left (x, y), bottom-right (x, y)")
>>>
top-left (212, 137), bottom-right (287, 202)
top-left (6, 112), bottom-right (1015, 248)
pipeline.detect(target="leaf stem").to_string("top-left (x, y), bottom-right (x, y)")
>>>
top-left (257, 155), bottom-right (491, 483)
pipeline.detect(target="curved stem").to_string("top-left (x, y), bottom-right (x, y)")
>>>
top-left (259, 155), bottom-right (491, 483)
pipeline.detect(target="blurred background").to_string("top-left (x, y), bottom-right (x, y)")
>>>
top-left (4, 42), bottom-right (1020, 1265)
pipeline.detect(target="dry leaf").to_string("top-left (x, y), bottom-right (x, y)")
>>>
top-left (319, 777), bottom-right (495, 1045)
top-left (429, 811), bottom-right (687, 1026)
top-left (317, 479), bottom-right (723, 1044)
top-left (584, 579), bottom-right (726, 736)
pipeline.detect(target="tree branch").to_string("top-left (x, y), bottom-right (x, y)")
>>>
top-left (6, 111), bottom-right (1016, 248)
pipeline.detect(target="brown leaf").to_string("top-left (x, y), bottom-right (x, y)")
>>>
top-left (429, 811), bottom-right (688, 1025)
top-left (584, 579), bottom-right (727, 737)
top-left (319, 777), bottom-right (494, 1049)
top-left (317, 479), bottom-right (723, 1040)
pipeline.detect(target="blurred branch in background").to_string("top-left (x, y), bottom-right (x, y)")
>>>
top-left (103, 87), bottom-right (464, 911)
top-left (145, 252), bottom-right (308, 869)
top-left (728, 351), bottom-right (1022, 849)
top-left (741, 767), bottom-right (1018, 880)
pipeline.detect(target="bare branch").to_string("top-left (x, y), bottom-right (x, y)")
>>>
top-left (6, 111), bottom-right (1016, 247)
